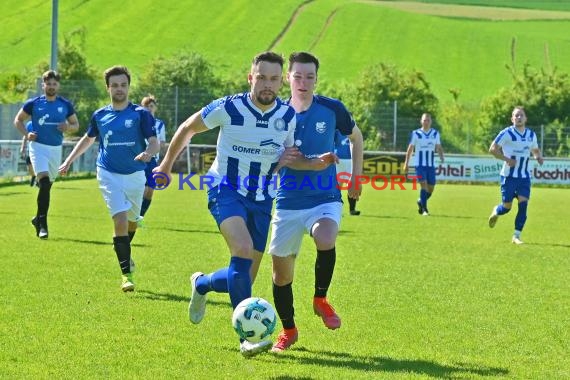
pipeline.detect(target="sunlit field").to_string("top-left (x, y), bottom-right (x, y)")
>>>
top-left (0, 178), bottom-right (568, 379)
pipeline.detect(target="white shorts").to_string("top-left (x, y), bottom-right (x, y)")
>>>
top-left (97, 167), bottom-right (145, 222)
top-left (268, 202), bottom-right (342, 257)
top-left (336, 159), bottom-right (352, 176)
top-left (29, 141), bottom-right (62, 182)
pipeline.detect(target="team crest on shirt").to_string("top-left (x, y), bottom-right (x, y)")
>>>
top-left (57, 107), bottom-right (63, 113)
top-left (273, 118), bottom-right (286, 131)
top-left (315, 121), bottom-right (327, 134)
top-left (125, 120), bottom-right (133, 128)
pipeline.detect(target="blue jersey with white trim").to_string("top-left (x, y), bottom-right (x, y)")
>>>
top-left (201, 93), bottom-right (296, 201)
top-left (276, 95), bottom-right (355, 210)
top-left (334, 130), bottom-right (351, 159)
top-left (23, 95), bottom-right (76, 146)
top-left (494, 125), bottom-right (538, 178)
top-left (87, 103), bottom-right (156, 174)
top-left (409, 128), bottom-right (441, 167)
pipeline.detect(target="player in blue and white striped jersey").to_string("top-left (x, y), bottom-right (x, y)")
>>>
top-left (140, 95), bottom-right (167, 220)
top-left (14, 70), bottom-right (79, 239)
top-left (155, 51), bottom-right (299, 357)
top-left (488, 106), bottom-right (544, 244)
top-left (334, 130), bottom-right (360, 215)
top-left (59, 66), bottom-right (159, 291)
top-left (403, 113), bottom-right (445, 216)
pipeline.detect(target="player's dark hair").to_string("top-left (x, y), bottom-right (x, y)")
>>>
top-left (141, 94), bottom-right (157, 107)
top-left (288, 52), bottom-right (320, 73)
top-left (42, 70), bottom-right (60, 82)
top-left (252, 51), bottom-right (284, 68)
top-left (104, 65), bottom-right (131, 86)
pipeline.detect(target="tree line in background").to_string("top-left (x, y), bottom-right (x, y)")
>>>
top-left (1, 29), bottom-right (569, 156)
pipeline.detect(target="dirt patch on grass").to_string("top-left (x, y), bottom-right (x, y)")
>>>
top-left (366, 1), bottom-right (570, 20)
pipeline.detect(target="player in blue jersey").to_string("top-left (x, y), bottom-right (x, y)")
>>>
top-left (14, 70), bottom-right (79, 239)
top-left (59, 66), bottom-right (159, 291)
top-left (487, 106), bottom-right (544, 244)
top-left (335, 130), bottom-right (360, 215)
top-left (20, 121), bottom-right (37, 187)
top-left (403, 113), bottom-right (445, 216)
top-left (139, 95), bottom-right (167, 221)
top-left (269, 52), bottom-right (364, 353)
top-left (154, 51), bottom-right (308, 357)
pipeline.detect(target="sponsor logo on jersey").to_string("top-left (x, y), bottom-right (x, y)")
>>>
top-left (273, 118), bottom-right (286, 131)
top-left (232, 145), bottom-right (261, 154)
top-left (260, 139), bottom-right (281, 149)
top-left (315, 121), bottom-right (327, 134)
top-left (38, 114), bottom-right (50, 126)
top-left (58, 107), bottom-right (63, 113)
top-left (125, 120), bottom-right (133, 128)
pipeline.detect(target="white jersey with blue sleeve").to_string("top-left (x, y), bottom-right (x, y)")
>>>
top-left (147, 117), bottom-right (166, 160)
top-left (494, 126), bottom-right (538, 178)
top-left (23, 95), bottom-right (76, 146)
top-left (201, 93), bottom-right (296, 201)
top-left (87, 103), bottom-right (156, 175)
top-left (409, 128), bottom-right (441, 168)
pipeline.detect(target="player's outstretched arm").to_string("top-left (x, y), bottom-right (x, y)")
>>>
top-left (436, 144), bottom-right (445, 163)
top-left (489, 142), bottom-right (516, 167)
top-left (58, 114), bottom-right (80, 133)
top-left (135, 136), bottom-right (160, 162)
top-left (59, 134), bottom-right (95, 175)
top-left (155, 111), bottom-right (208, 174)
top-left (532, 148), bottom-right (544, 165)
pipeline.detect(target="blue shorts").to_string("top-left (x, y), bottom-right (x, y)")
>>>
top-left (415, 166), bottom-right (436, 186)
top-left (207, 186), bottom-right (273, 252)
top-left (144, 158), bottom-right (158, 188)
top-left (500, 176), bottom-right (531, 202)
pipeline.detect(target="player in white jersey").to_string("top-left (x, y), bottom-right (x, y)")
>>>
top-left (14, 70), bottom-right (79, 239)
top-left (404, 113), bottom-right (444, 216)
top-left (154, 52), bottom-right (301, 358)
top-left (488, 106), bottom-right (544, 244)
top-left (140, 95), bottom-right (167, 221)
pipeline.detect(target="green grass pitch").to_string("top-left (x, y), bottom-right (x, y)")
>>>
top-left (0, 178), bottom-right (568, 378)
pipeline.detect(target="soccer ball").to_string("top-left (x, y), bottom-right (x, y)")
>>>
top-left (232, 297), bottom-right (277, 343)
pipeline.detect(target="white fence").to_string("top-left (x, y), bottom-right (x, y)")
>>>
top-left (1, 142), bottom-right (569, 185)
top-left (0, 140), bottom-right (98, 179)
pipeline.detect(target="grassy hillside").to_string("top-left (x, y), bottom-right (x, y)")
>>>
top-left (400, 0), bottom-right (570, 11)
top-left (2, 0), bottom-right (570, 103)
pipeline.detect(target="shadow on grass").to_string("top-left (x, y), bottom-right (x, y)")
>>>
top-left (137, 290), bottom-right (232, 309)
top-left (358, 214), bottom-right (411, 220)
top-left (137, 290), bottom-right (188, 303)
top-left (428, 214), bottom-right (479, 220)
top-left (266, 348), bottom-right (509, 378)
top-left (51, 237), bottom-right (148, 248)
top-left (524, 242), bottom-right (570, 248)
top-left (0, 191), bottom-right (28, 196)
top-left (152, 227), bottom-right (220, 234)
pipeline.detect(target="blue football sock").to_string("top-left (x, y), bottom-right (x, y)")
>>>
top-left (426, 191), bottom-right (432, 200)
top-left (515, 201), bottom-right (528, 231)
top-left (196, 268), bottom-right (229, 294)
top-left (495, 204), bottom-right (511, 215)
top-left (420, 189), bottom-right (428, 208)
top-left (227, 256), bottom-right (252, 309)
